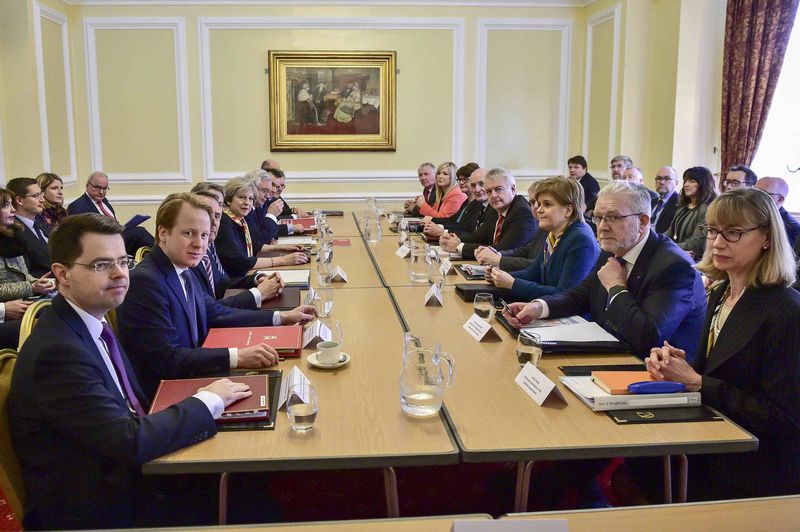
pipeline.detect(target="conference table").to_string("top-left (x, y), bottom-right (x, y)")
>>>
top-left (145, 212), bottom-right (759, 521)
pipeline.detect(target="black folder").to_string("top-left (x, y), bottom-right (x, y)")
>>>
top-left (607, 406), bottom-right (723, 425)
top-left (454, 283), bottom-right (512, 302)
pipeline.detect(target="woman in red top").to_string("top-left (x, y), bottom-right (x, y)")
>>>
top-left (416, 161), bottom-right (467, 219)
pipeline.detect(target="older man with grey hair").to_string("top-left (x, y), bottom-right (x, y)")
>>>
top-left (609, 155), bottom-right (633, 179)
top-left (505, 180), bottom-right (706, 362)
top-left (439, 167), bottom-right (537, 260)
top-left (244, 168), bottom-right (304, 244)
top-left (623, 166), bottom-right (659, 203)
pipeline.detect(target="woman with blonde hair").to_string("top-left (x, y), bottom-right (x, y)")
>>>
top-left (487, 176), bottom-right (599, 300)
top-left (647, 187), bottom-right (800, 500)
top-left (214, 176), bottom-right (309, 277)
top-left (37, 172), bottom-right (67, 231)
top-left (415, 161), bottom-right (467, 219)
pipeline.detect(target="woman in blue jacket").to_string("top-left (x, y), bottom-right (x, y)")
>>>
top-left (488, 176), bottom-right (599, 301)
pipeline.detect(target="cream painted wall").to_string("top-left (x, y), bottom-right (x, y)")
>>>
top-left (0, 0), bottom-right (730, 223)
top-left (41, 15), bottom-right (72, 177)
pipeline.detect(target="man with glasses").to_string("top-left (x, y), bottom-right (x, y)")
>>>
top-left (423, 167), bottom-right (490, 238)
top-left (504, 180), bottom-right (706, 362)
top-left (651, 166), bottom-right (680, 233)
top-left (6, 177), bottom-right (51, 276)
top-left (722, 165), bottom-right (757, 192)
top-left (755, 176), bottom-right (800, 246)
top-left (267, 168), bottom-right (308, 219)
top-left (609, 155), bottom-right (633, 179)
top-left (8, 213), bottom-right (251, 529)
top-left (68, 171), bottom-right (155, 255)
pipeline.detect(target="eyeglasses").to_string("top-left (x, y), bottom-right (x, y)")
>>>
top-left (64, 258), bottom-right (136, 273)
top-left (592, 213), bottom-right (642, 225)
top-left (700, 225), bottom-right (762, 242)
top-left (23, 192), bottom-right (43, 199)
top-left (765, 192), bottom-right (785, 202)
top-left (722, 179), bottom-right (743, 188)
top-left (654, 176), bottom-right (674, 182)
top-left (88, 182), bottom-right (110, 192)
top-left (456, 177), bottom-right (469, 183)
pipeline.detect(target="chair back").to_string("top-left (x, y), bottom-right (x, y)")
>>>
top-left (0, 350), bottom-right (24, 520)
top-left (17, 299), bottom-right (52, 350)
top-left (134, 246), bottom-right (151, 262)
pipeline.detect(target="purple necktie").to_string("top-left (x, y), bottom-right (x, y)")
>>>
top-left (100, 322), bottom-right (145, 416)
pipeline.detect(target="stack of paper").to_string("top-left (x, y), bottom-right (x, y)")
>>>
top-left (256, 269), bottom-right (310, 288)
top-left (521, 317), bottom-right (619, 343)
top-left (277, 236), bottom-right (316, 246)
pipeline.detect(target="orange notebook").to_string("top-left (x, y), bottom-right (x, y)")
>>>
top-left (202, 325), bottom-right (303, 356)
top-left (149, 375), bottom-right (269, 423)
top-left (590, 371), bottom-right (655, 395)
top-left (279, 217), bottom-right (317, 231)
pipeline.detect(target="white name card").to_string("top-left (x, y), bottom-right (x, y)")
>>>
top-left (331, 266), bottom-right (348, 282)
top-left (278, 366), bottom-right (311, 409)
top-left (303, 286), bottom-right (317, 306)
top-left (440, 258), bottom-right (456, 275)
top-left (462, 314), bottom-right (501, 342)
top-left (396, 244), bottom-right (411, 258)
top-left (424, 284), bottom-right (444, 307)
top-left (302, 319), bottom-right (332, 348)
top-left (514, 362), bottom-right (566, 406)
top-left (398, 231), bottom-right (409, 244)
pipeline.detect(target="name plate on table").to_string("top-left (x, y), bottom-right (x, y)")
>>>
top-left (398, 231), bottom-right (409, 244)
top-left (462, 314), bottom-right (501, 342)
top-left (396, 244), bottom-right (411, 258)
top-left (278, 366), bottom-right (311, 409)
top-left (302, 319), bottom-right (332, 348)
top-left (514, 362), bottom-right (566, 406)
top-left (331, 266), bottom-right (348, 282)
top-left (440, 258), bottom-right (456, 275)
top-left (453, 520), bottom-right (567, 532)
top-left (424, 284), bottom-right (444, 307)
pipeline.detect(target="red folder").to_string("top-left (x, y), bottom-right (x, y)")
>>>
top-left (149, 375), bottom-right (269, 423)
top-left (202, 325), bottom-right (303, 356)
top-left (279, 217), bottom-right (317, 231)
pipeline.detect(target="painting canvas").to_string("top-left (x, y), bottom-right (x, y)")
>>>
top-left (269, 51), bottom-right (396, 151)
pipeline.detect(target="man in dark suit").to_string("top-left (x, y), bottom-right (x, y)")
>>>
top-left (67, 171), bottom-right (155, 255)
top-left (505, 181), bottom-right (706, 362)
top-left (404, 162), bottom-right (437, 215)
top-left (6, 178), bottom-right (51, 277)
top-left (248, 168), bottom-right (304, 243)
top-left (422, 167), bottom-right (489, 238)
top-left (651, 166), bottom-right (680, 233)
top-left (755, 176), bottom-right (800, 246)
top-left (568, 155), bottom-right (600, 214)
top-left (623, 166), bottom-right (659, 203)
top-left (192, 191), bottom-right (283, 309)
top-left (266, 167), bottom-right (308, 219)
top-left (8, 213), bottom-right (251, 530)
top-left (439, 168), bottom-right (538, 260)
top-left (117, 193), bottom-right (315, 398)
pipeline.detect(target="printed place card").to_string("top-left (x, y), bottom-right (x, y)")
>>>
top-left (278, 366), bottom-right (311, 409)
top-left (331, 266), bottom-right (348, 282)
top-left (440, 258), bottom-right (456, 275)
top-left (462, 313), bottom-right (501, 342)
top-left (303, 286), bottom-right (317, 306)
top-left (514, 363), bottom-right (566, 406)
top-left (396, 244), bottom-right (412, 258)
top-left (424, 284), bottom-right (444, 307)
top-left (302, 319), bottom-right (332, 348)
top-left (398, 231), bottom-right (409, 244)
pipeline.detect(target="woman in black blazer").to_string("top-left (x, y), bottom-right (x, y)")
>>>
top-left (214, 176), bottom-right (309, 277)
top-left (648, 187), bottom-right (800, 500)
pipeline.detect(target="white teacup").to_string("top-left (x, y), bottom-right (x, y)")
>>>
top-left (317, 340), bottom-right (342, 365)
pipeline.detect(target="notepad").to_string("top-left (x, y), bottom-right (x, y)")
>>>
top-left (255, 269), bottom-right (310, 287)
top-left (277, 236), bottom-right (315, 246)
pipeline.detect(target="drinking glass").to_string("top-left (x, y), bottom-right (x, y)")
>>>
top-left (286, 383), bottom-right (318, 432)
top-left (317, 261), bottom-right (333, 287)
top-left (473, 293), bottom-right (495, 322)
top-left (516, 331), bottom-right (543, 367)
top-left (319, 316), bottom-right (344, 349)
top-left (365, 219), bottom-right (382, 244)
top-left (409, 241), bottom-right (431, 284)
top-left (314, 287), bottom-right (333, 318)
top-left (428, 248), bottom-right (445, 289)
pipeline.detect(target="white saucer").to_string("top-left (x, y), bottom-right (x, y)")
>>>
top-left (308, 351), bottom-right (351, 369)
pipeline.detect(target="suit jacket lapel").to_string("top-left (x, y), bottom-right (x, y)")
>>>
top-left (704, 286), bottom-right (771, 374)
top-left (152, 246), bottom-right (196, 334)
top-left (626, 231), bottom-right (658, 294)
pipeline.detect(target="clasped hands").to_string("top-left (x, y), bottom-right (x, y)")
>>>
top-left (438, 232), bottom-right (461, 252)
top-left (646, 342), bottom-right (702, 392)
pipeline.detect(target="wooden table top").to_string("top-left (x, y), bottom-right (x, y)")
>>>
top-left (503, 495), bottom-right (800, 531)
top-left (390, 285), bottom-right (757, 461)
top-left (144, 288), bottom-right (457, 474)
top-left (322, 214), bottom-right (361, 237)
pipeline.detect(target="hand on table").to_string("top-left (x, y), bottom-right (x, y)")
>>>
top-left (475, 246), bottom-right (501, 266)
top-left (200, 378), bottom-right (253, 407)
top-left (238, 344), bottom-right (280, 368)
top-left (503, 301), bottom-right (542, 328)
top-left (280, 305), bottom-right (317, 325)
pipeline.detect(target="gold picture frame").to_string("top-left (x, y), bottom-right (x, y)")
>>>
top-left (268, 50), bottom-right (396, 152)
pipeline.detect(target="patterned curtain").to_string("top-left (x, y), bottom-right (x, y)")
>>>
top-left (720, 0), bottom-right (799, 186)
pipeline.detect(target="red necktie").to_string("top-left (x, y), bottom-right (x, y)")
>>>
top-left (97, 201), bottom-right (115, 219)
top-left (493, 214), bottom-right (505, 246)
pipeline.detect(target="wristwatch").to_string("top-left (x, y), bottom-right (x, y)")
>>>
top-left (607, 285), bottom-right (628, 299)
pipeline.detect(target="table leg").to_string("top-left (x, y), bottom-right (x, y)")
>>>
top-left (383, 466), bottom-right (399, 517)
top-left (677, 455), bottom-right (688, 503)
top-left (514, 460), bottom-right (535, 513)
top-left (218, 472), bottom-right (229, 525)
top-left (662, 456), bottom-right (673, 504)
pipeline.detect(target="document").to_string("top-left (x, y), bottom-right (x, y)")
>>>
top-left (277, 236), bottom-right (316, 246)
top-left (255, 269), bottom-right (310, 287)
top-left (522, 319), bottom-right (619, 343)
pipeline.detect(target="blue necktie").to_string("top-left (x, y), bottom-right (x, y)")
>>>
top-left (180, 271), bottom-right (199, 346)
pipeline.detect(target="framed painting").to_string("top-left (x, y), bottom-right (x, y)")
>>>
top-left (268, 50), bottom-right (396, 151)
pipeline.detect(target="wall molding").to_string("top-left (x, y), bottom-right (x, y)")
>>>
top-left (581, 3), bottom-right (621, 179)
top-left (66, 0), bottom-right (595, 7)
top-left (33, 2), bottom-right (78, 184)
top-left (83, 17), bottom-right (191, 184)
top-left (0, 112), bottom-right (5, 185)
top-left (99, 192), bottom-right (415, 205)
top-left (475, 17), bottom-right (572, 170)
top-left (197, 16), bottom-right (465, 182)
